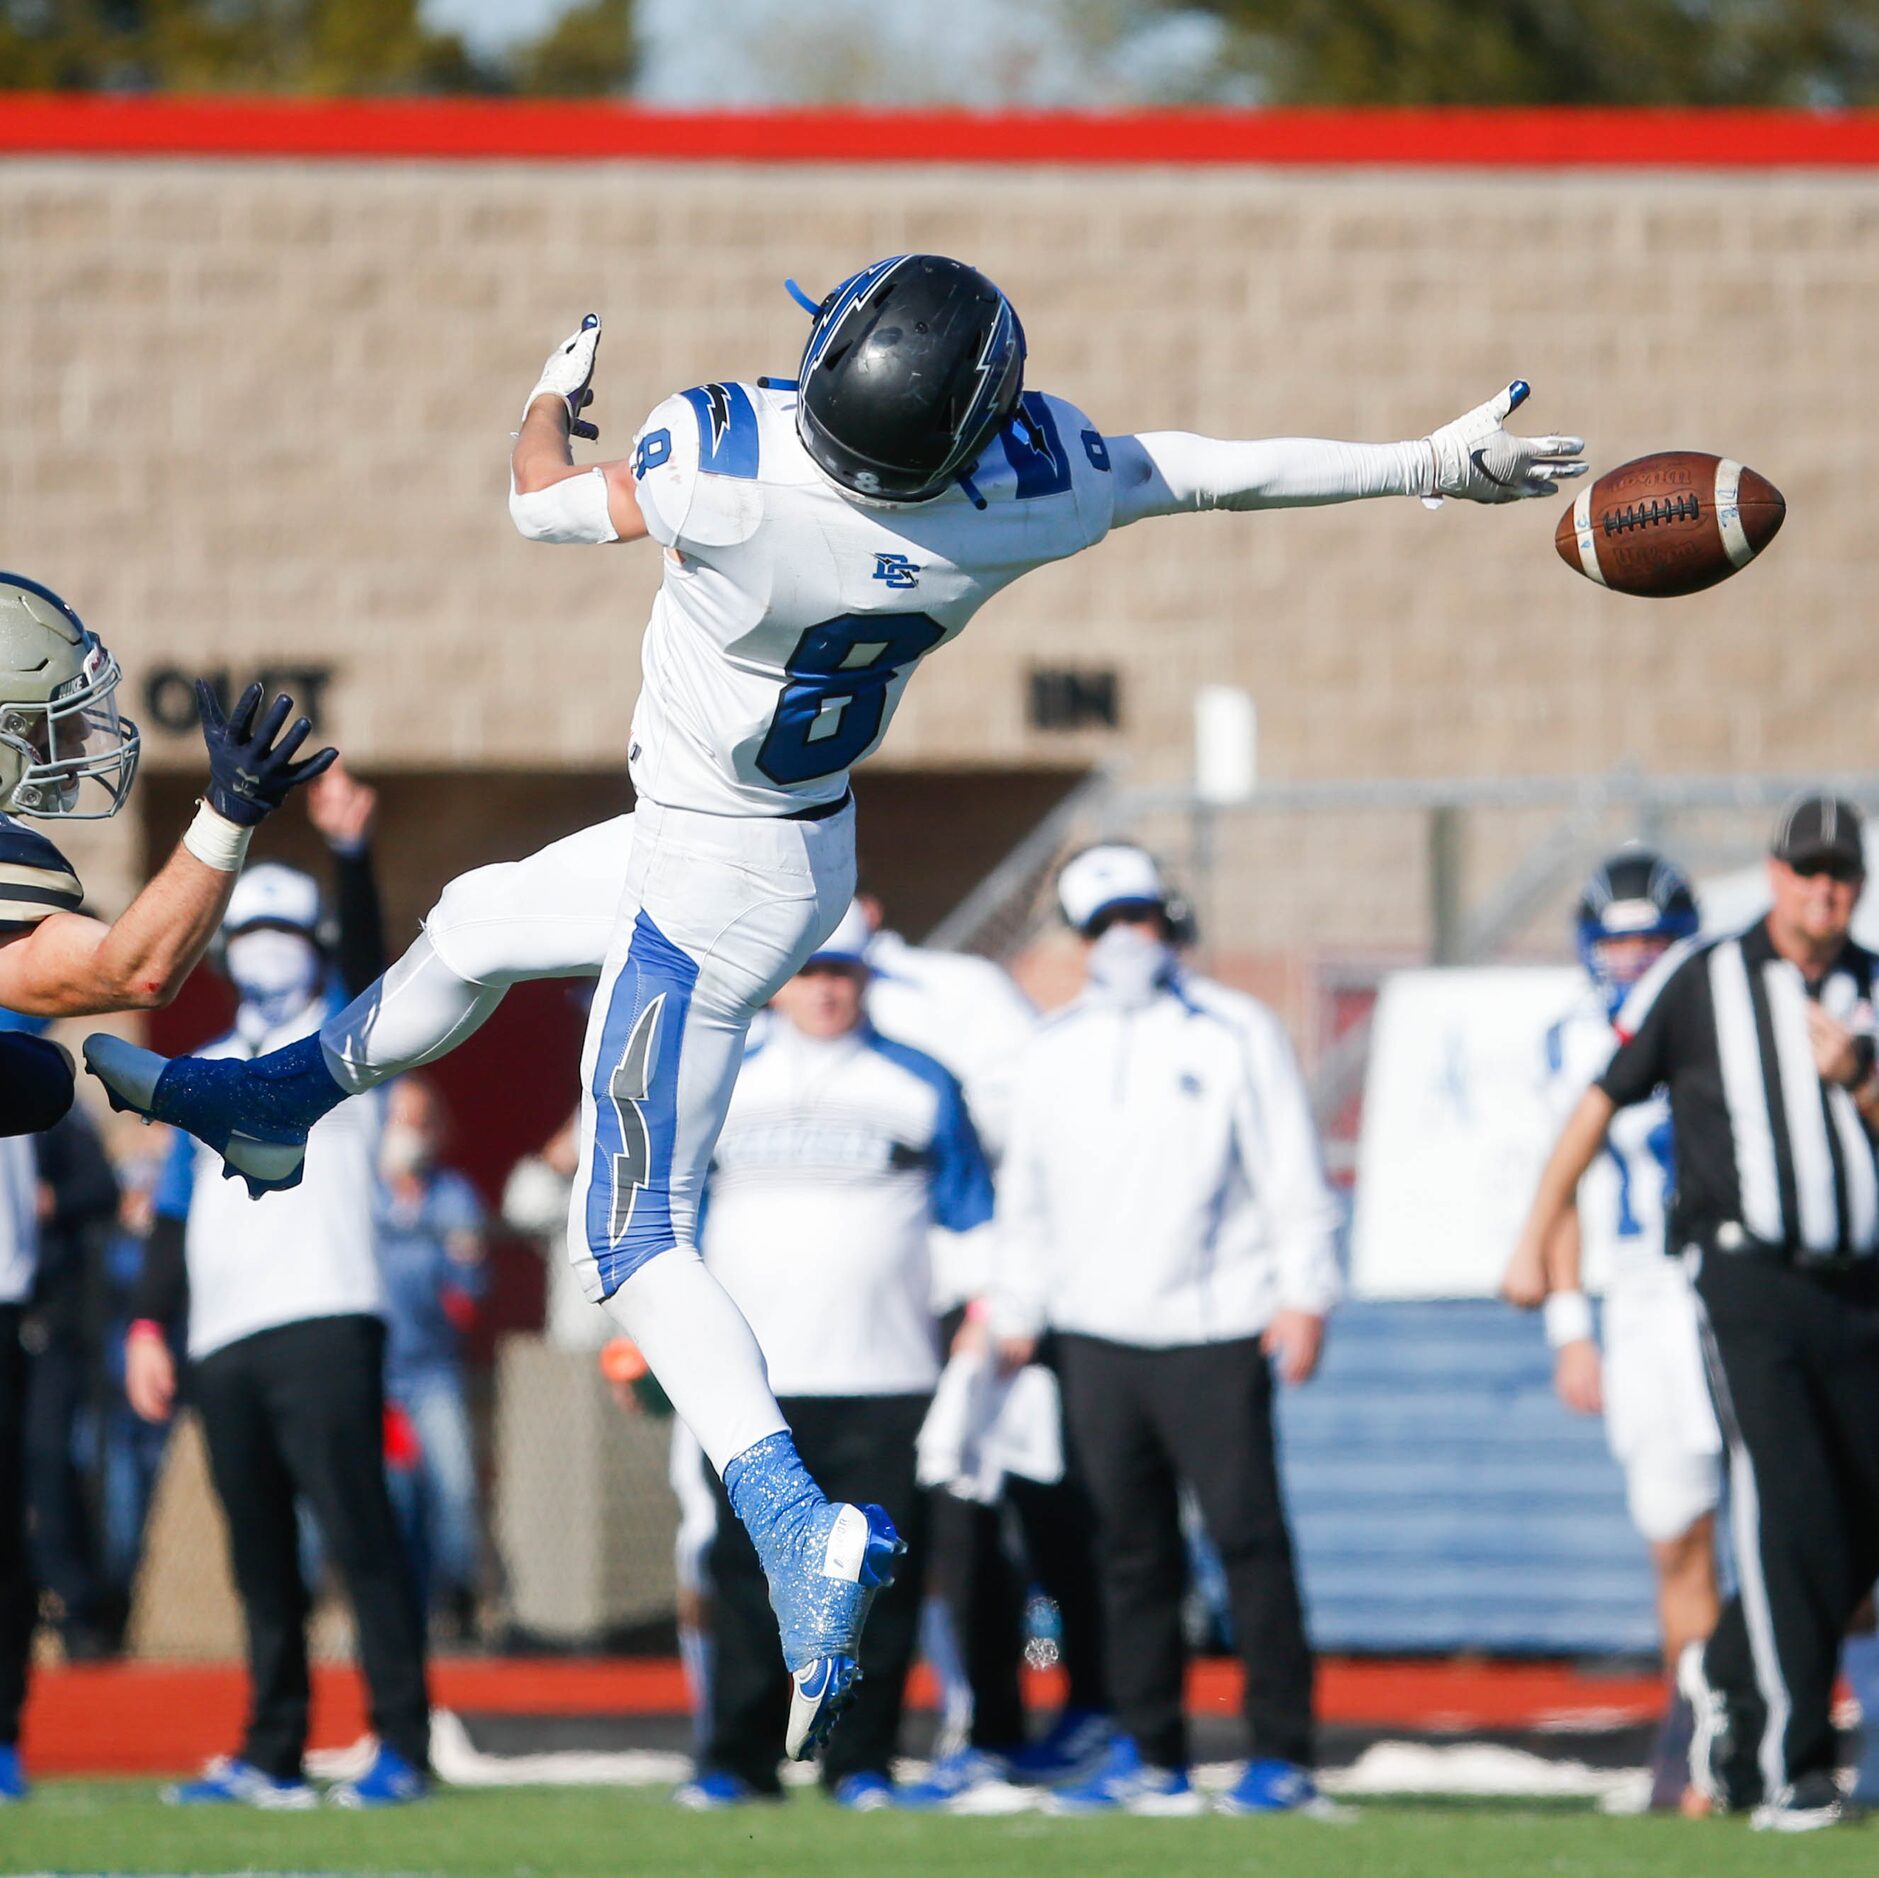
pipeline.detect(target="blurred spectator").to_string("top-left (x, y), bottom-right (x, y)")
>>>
top-left (375, 1074), bottom-right (488, 1643)
top-left (90, 1133), bottom-right (176, 1633)
top-left (22, 1101), bottom-right (119, 1657)
top-left (673, 906), bottom-right (995, 1813)
top-left (993, 844), bottom-right (1341, 1819)
top-left (501, 1108), bottom-right (604, 1350)
top-left (125, 765), bottom-right (431, 1808)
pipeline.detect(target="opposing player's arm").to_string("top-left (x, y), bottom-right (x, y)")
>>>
top-left (1106, 380), bottom-right (1585, 529)
top-left (508, 316), bottom-right (651, 547)
top-left (0, 682), bottom-right (334, 1017)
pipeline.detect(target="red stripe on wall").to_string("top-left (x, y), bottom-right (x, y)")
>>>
top-left (2, 96), bottom-right (1878, 167)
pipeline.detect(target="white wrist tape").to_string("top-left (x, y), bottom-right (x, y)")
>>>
top-left (1543, 1290), bottom-right (1595, 1350)
top-left (182, 800), bottom-right (253, 873)
top-left (508, 468), bottom-right (618, 546)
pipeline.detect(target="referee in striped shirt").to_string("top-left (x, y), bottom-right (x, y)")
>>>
top-left (1516, 792), bottom-right (1879, 1832)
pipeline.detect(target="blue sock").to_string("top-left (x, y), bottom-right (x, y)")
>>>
top-left (722, 1431), bottom-right (825, 1577)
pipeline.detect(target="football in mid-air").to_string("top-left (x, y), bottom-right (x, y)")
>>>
top-left (1555, 451), bottom-right (1785, 597)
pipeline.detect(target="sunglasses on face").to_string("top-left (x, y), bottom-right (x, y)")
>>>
top-left (1789, 856), bottom-right (1864, 884)
top-left (1082, 900), bottom-right (1167, 940)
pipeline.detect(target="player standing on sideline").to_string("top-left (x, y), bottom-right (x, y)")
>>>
top-left (0, 572), bottom-right (332, 1804)
top-left (1502, 850), bottom-right (1719, 1813)
top-left (86, 254), bottom-right (1587, 1757)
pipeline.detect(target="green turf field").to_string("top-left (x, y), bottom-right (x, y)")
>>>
top-left (0, 1783), bottom-right (1872, 1877)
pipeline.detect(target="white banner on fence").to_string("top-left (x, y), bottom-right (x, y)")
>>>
top-left (1349, 966), bottom-right (1605, 1300)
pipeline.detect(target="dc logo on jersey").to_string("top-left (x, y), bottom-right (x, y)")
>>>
top-left (873, 552), bottom-right (921, 590)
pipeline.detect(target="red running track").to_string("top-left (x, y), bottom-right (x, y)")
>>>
top-left (22, 1657), bottom-right (1665, 1776)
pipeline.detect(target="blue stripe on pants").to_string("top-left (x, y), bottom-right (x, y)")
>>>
top-left (587, 910), bottom-right (700, 1298)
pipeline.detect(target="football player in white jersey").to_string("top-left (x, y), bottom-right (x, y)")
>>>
top-left (1504, 850), bottom-right (1720, 1811)
top-left (87, 253), bottom-right (1586, 1758)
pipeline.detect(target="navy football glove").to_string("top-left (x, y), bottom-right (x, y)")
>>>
top-left (196, 680), bottom-right (338, 827)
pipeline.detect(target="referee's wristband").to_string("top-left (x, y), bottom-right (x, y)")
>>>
top-left (1543, 1290), bottom-right (1595, 1350)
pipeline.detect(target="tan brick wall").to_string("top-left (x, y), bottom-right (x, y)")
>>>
top-left (3, 157), bottom-right (1872, 942)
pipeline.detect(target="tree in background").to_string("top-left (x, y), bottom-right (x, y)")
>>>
top-left (1170, 0), bottom-right (1879, 106)
top-left (0, 0), bottom-right (635, 95)
top-left (514, 0), bottom-right (633, 98)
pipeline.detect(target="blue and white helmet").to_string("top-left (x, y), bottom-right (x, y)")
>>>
top-left (1576, 848), bottom-right (1699, 1018)
top-left (790, 254), bottom-right (1025, 505)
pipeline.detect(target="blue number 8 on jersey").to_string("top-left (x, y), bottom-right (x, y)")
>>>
top-left (756, 612), bottom-right (946, 786)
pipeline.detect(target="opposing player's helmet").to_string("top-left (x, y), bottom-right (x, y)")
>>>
top-left (791, 254), bottom-right (1026, 504)
top-left (0, 574), bottom-right (139, 821)
top-left (1576, 848), bottom-right (1699, 1017)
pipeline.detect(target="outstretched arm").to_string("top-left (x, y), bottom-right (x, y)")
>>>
top-left (509, 315), bottom-right (650, 546)
top-left (0, 682), bottom-right (335, 1017)
top-left (1109, 379), bottom-right (1585, 529)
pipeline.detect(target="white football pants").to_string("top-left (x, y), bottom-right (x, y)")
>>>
top-left (317, 797), bottom-right (856, 1471)
top-left (1603, 1264), bottom-right (1724, 1544)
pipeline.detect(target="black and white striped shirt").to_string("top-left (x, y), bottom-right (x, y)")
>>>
top-left (1598, 920), bottom-right (1879, 1260)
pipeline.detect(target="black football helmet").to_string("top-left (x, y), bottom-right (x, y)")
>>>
top-left (791, 254), bottom-right (1025, 504)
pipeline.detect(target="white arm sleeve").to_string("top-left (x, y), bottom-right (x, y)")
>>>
top-left (508, 466), bottom-right (619, 545)
top-left (1108, 430), bottom-right (1436, 528)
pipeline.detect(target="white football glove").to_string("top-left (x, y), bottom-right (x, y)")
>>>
top-left (1422, 379), bottom-right (1586, 505)
top-left (524, 314), bottom-right (603, 441)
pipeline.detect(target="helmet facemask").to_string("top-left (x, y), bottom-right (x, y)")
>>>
top-left (0, 638), bottom-right (140, 820)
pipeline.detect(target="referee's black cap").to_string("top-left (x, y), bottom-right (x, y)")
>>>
top-left (1771, 791), bottom-right (1866, 869)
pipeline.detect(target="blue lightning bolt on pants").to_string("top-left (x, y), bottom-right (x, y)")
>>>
top-left (571, 795), bottom-right (858, 1464)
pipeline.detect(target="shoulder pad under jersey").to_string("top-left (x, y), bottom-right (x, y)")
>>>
top-left (0, 816), bottom-right (83, 933)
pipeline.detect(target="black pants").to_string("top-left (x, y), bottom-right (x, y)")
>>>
top-left (23, 1332), bottom-right (100, 1641)
top-left (924, 1320), bottom-right (1108, 1749)
top-left (0, 1307), bottom-right (29, 1748)
top-left (1694, 1252), bottom-right (1879, 1796)
top-left (1059, 1333), bottom-right (1314, 1771)
top-left (704, 1393), bottom-right (929, 1790)
top-left (192, 1314), bottom-right (430, 1779)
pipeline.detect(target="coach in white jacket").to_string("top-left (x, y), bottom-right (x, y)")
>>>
top-left (992, 844), bottom-right (1341, 1817)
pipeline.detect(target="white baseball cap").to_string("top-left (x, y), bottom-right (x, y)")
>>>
top-left (803, 899), bottom-right (873, 970)
top-left (1057, 844), bottom-right (1166, 932)
top-left (223, 862), bottom-right (322, 937)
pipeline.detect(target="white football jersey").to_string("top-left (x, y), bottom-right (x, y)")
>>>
top-left (1542, 990), bottom-right (1676, 1291)
top-left (626, 379), bottom-right (1116, 816)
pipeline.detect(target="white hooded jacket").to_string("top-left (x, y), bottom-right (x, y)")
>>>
top-left (993, 971), bottom-right (1342, 1347)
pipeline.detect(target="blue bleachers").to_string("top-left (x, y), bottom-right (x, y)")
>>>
top-left (1274, 1300), bottom-right (1661, 1655)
